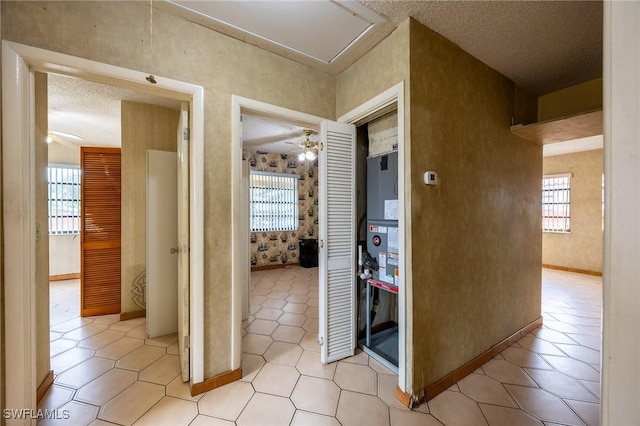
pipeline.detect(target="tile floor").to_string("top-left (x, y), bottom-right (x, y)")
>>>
top-left (41, 267), bottom-right (601, 426)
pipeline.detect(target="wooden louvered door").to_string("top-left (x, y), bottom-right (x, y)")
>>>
top-left (81, 147), bottom-right (122, 317)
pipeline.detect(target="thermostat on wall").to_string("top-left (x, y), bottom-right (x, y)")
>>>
top-left (424, 171), bottom-right (438, 185)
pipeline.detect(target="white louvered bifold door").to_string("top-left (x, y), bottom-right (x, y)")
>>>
top-left (319, 120), bottom-right (357, 364)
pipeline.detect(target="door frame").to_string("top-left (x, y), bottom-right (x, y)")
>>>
top-left (337, 82), bottom-right (410, 394)
top-left (230, 95), bottom-right (324, 370)
top-left (2, 41), bottom-right (206, 413)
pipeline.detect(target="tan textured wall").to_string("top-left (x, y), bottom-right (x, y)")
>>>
top-left (409, 20), bottom-right (542, 394)
top-left (538, 78), bottom-right (602, 122)
top-left (35, 72), bottom-right (51, 386)
top-left (48, 142), bottom-right (80, 165)
top-left (336, 20), bottom-right (410, 118)
top-left (121, 101), bottom-right (179, 314)
top-left (543, 149), bottom-right (603, 272)
top-left (0, 0), bottom-right (335, 379)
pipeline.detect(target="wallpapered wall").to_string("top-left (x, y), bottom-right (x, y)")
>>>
top-left (243, 150), bottom-right (319, 268)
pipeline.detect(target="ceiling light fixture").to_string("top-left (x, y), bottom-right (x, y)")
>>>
top-left (297, 129), bottom-right (318, 163)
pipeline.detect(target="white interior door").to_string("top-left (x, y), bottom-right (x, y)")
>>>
top-left (177, 103), bottom-right (190, 381)
top-left (147, 149), bottom-right (178, 338)
top-left (318, 119), bottom-right (357, 364)
top-left (241, 157), bottom-right (250, 320)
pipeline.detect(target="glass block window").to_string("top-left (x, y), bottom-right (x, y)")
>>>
top-left (48, 165), bottom-right (81, 235)
top-left (542, 173), bottom-right (571, 233)
top-left (250, 171), bottom-right (298, 232)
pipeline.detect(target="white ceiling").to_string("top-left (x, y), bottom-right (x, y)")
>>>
top-left (543, 135), bottom-right (603, 157)
top-left (48, 1), bottom-right (603, 155)
top-left (242, 114), bottom-right (319, 154)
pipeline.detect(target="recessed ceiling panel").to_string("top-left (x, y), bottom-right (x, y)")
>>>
top-left (171, 0), bottom-right (384, 63)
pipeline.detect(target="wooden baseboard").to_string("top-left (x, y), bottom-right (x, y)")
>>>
top-left (49, 273), bottom-right (81, 281)
top-left (395, 386), bottom-right (412, 408)
top-left (36, 370), bottom-right (54, 404)
top-left (120, 309), bottom-right (146, 321)
top-left (251, 262), bottom-right (299, 272)
top-left (419, 316), bottom-right (543, 402)
top-left (190, 368), bottom-right (242, 396)
top-left (542, 264), bottom-right (602, 276)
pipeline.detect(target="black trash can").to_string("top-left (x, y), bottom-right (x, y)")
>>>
top-left (299, 239), bottom-right (318, 268)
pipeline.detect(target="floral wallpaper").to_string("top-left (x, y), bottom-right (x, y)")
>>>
top-left (243, 150), bottom-right (318, 268)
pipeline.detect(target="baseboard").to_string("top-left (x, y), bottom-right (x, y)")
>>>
top-left (542, 264), bottom-right (602, 277)
top-left (251, 262), bottom-right (299, 272)
top-left (120, 309), bottom-right (146, 321)
top-left (36, 370), bottom-right (54, 404)
top-left (49, 273), bottom-right (81, 281)
top-left (395, 386), bottom-right (412, 408)
top-left (190, 368), bottom-right (242, 396)
top-left (418, 316), bottom-right (543, 403)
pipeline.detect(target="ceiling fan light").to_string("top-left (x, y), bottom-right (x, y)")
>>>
top-left (298, 152), bottom-right (306, 162)
top-left (305, 150), bottom-right (316, 160)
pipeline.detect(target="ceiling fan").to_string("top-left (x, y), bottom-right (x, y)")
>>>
top-left (286, 129), bottom-right (319, 161)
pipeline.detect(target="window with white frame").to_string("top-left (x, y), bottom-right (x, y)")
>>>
top-left (48, 165), bottom-right (81, 235)
top-left (250, 171), bottom-right (299, 232)
top-left (542, 173), bottom-right (571, 233)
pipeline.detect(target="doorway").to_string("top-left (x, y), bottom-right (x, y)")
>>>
top-left (2, 41), bottom-right (206, 412)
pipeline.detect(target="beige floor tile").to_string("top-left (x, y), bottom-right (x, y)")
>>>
top-left (267, 291), bottom-right (290, 299)
top-left (78, 330), bottom-right (126, 350)
top-left (75, 368), bottom-right (139, 406)
top-left (540, 355), bottom-right (600, 381)
top-left (341, 349), bottom-right (369, 365)
top-left (64, 323), bottom-right (109, 341)
top-left (237, 393), bottom-right (295, 426)
top-left (50, 338), bottom-right (78, 357)
top-left (532, 328), bottom-right (578, 345)
top-left (307, 297), bottom-right (319, 307)
top-left (518, 335), bottom-right (566, 356)
top-left (166, 375), bottom-right (203, 402)
top-left (254, 307), bottom-right (284, 321)
top-left (246, 319), bottom-right (279, 335)
top-left (334, 361), bottom-right (377, 395)
top-left (99, 381), bottom-right (165, 425)
top-left (457, 373), bottom-right (518, 408)
top-left (336, 390), bottom-right (389, 426)
top-left (291, 410), bottom-right (340, 426)
top-left (286, 294), bottom-right (309, 304)
top-left (278, 312), bottom-right (307, 327)
top-left (253, 362), bottom-right (300, 397)
top-left (167, 341), bottom-right (180, 355)
top-left (90, 314), bottom-right (121, 326)
top-left (240, 352), bottom-right (265, 382)
top-left (51, 317), bottom-right (94, 333)
top-left (250, 295), bottom-right (267, 305)
top-left (544, 319), bottom-right (588, 334)
top-left (555, 343), bottom-right (601, 365)
top-left (108, 317), bottom-right (146, 332)
top-left (429, 390), bottom-right (488, 426)
top-left (126, 324), bottom-right (148, 339)
top-left (198, 381), bottom-right (254, 421)
top-left (377, 372), bottom-right (407, 409)
top-left (51, 347), bottom-right (96, 374)
top-left (271, 284), bottom-right (292, 292)
top-left (190, 415), bottom-right (235, 426)
top-left (579, 380), bottom-right (601, 399)
top-left (89, 419), bottom-right (122, 426)
top-left (139, 354), bottom-right (181, 385)
top-left (505, 384), bottom-right (585, 425)
top-left (272, 324), bottom-right (305, 343)
top-left (481, 359), bottom-right (538, 387)
top-left (263, 341), bottom-right (303, 366)
top-left (566, 399), bottom-right (600, 426)
top-left (502, 347), bottom-right (552, 369)
top-left (300, 331), bottom-right (321, 352)
top-left (525, 368), bottom-right (599, 402)
top-left (96, 337), bottom-right (144, 360)
top-left (116, 345), bottom-right (166, 372)
top-left (369, 357), bottom-right (396, 375)
top-left (145, 333), bottom-right (178, 348)
top-left (291, 376), bottom-right (340, 416)
top-left (251, 287), bottom-right (271, 296)
top-left (262, 298), bottom-right (286, 309)
top-left (56, 357), bottom-right (115, 388)
top-left (38, 385), bottom-right (74, 411)
top-left (40, 400), bottom-right (98, 426)
top-left (389, 409), bottom-right (443, 426)
top-left (51, 331), bottom-right (64, 342)
top-left (303, 317), bottom-right (319, 332)
top-left (242, 333), bottom-right (273, 355)
top-left (296, 350), bottom-right (336, 379)
top-left (282, 302), bottom-right (308, 314)
top-left (305, 306), bottom-right (319, 318)
top-left (133, 396), bottom-right (198, 426)
top-left (566, 333), bottom-right (600, 351)
top-left (478, 403), bottom-right (543, 426)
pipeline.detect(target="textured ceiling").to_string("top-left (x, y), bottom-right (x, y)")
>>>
top-left (361, 0), bottom-right (603, 95)
top-left (243, 114), bottom-right (319, 154)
